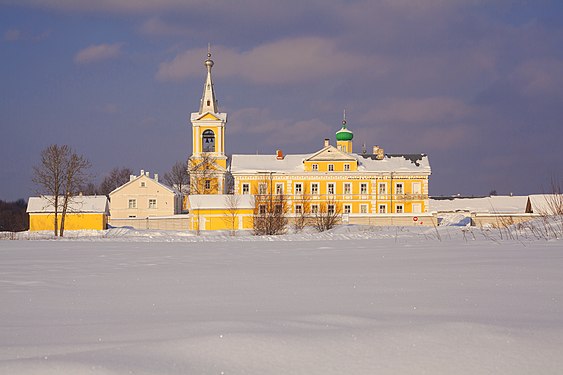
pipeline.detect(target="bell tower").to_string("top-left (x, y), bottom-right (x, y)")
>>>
top-left (189, 49), bottom-right (228, 194)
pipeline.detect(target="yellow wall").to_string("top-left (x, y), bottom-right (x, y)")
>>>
top-left (189, 208), bottom-right (254, 231)
top-left (29, 213), bottom-right (107, 231)
top-left (303, 160), bottom-right (358, 172)
top-left (235, 175), bottom-right (428, 214)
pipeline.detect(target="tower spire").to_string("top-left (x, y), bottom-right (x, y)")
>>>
top-left (199, 46), bottom-right (218, 114)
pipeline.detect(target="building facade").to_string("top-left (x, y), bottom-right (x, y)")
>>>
top-left (187, 52), bottom-right (432, 228)
top-left (109, 170), bottom-right (183, 220)
top-left (27, 195), bottom-right (109, 231)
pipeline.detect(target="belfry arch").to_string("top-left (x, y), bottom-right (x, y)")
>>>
top-left (202, 129), bottom-right (215, 152)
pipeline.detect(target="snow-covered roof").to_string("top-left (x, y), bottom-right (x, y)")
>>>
top-left (27, 196), bottom-right (109, 214)
top-left (430, 196), bottom-right (528, 214)
top-left (231, 154), bottom-right (311, 174)
top-left (356, 153), bottom-right (431, 174)
top-left (527, 194), bottom-right (563, 215)
top-left (230, 152), bottom-right (431, 174)
top-left (188, 195), bottom-right (255, 210)
top-left (109, 173), bottom-right (179, 196)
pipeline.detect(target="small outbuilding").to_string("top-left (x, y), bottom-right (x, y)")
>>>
top-left (27, 195), bottom-right (109, 231)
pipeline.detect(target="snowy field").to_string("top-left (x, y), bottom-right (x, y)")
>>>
top-left (1, 225), bottom-right (563, 374)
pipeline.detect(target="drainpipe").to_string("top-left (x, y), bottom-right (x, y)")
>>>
top-left (390, 172), bottom-right (394, 213)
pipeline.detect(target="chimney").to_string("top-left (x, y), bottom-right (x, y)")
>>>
top-left (130, 174), bottom-right (135, 181)
top-left (140, 169), bottom-right (145, 176)
top-left (276, 149), bottom-right (284, 160)
top-left (375, 146), bottom-right (385, 160)
top-left (145, 171), bottom-right (150, 177)
top-left (154, 173), bottom-right (159, 182)
top-left (324, 138), bottom-right (330, 147)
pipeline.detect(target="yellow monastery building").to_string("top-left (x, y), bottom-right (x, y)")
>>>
top-left (187, 52), bottom-right (432, 230)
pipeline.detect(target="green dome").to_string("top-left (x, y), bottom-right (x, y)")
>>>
top-left (336, 120), bottom-right (353, 141)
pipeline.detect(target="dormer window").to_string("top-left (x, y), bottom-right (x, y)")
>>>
top-left (140, 182), bottom-right (146, 187)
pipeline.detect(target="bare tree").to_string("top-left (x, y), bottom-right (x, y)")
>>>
top-left (82, 182), bottom-right (99, 195)
top-left (313, 197), bottom-right (342, 232)
top-left (98, 167), bottom-right (133, 196)
top-left (223, 194), bottom-right (241, 236)
top-left (59, 151), bottom-right (91, 237)
top-left (293, 185), bottom-right (311, 232)
top-left (32, 145), bottom-right (91, 237)
top-left (543, 177), bottom-right (563, 216)
top-left (164, 160), bottom-right (190, 194)
top-left (188, 153), bottom-right (221, 194)
top-left (253, 176), bottom-right (288, 235)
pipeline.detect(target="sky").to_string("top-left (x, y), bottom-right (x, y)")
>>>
top-left (1, 0), bottom-right (563, 201)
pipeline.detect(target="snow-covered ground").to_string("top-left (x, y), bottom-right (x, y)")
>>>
top-left (1, 224), bottom-right (563, 374)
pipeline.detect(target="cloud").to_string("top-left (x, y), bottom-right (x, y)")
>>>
top-left (74, 43), bottom-right (122, 64)
top-left (230, 107), bottom-right (333, 147)
top-left (101, 103), bottom-right (119, 114)
top-left (3, 29), bottom-right (21, 41)
top-left (361, 97), bottom-right (474, 125)
top-left (157, 37), bottom-right (385, 84)
top-left (510, 58), bottom-right (563, 97)
top-left (139, 17), bottom-right (194, 36)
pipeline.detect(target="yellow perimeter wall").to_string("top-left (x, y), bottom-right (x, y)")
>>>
top-left (189, 208), bottom-right (254, 231)
top-left (29, 213), bottom-right (108, 231)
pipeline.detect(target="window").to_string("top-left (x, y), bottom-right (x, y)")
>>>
top-left (148, 199), bottom-right (157, 209)
top-left (128, 215), bottom-right (136, 218)
top-left (259, 205), bottom-right (266, 215)
top-left (412, 203), bottom-right (422, 213)
top-left (274, 204), bottom-right (283, 214)
top-left (327, 183), bottom-right (335, 195)
top-left (344, 164), bottom-right (350, 171)
top-left (412, 182), bottom-right (421, 194)
top-left (295, 204), bottom-right (302, 214)
top-left (205, 180), bottom-right (211, 190)
top-left (360, 204), bottom-right (368, 214)
top-left (140, 181), bottom-right (146, 187)
top-left (295, 183), bottom-right (302, 194)
top-left (328, 204), bottom-right (335, 214)
top-left (128, 199), bottom-right (137, 209)
top-left (396, 204), bottom-right (404, 213)
top-left (259, 183), bottom-right (267, 195)
top-left (360, 183), bottom-right (368, 194)
top-left (379, 204), bottom-right (387, 213)
top-left (276, 183), bottom-right (284, 195)
top-left (312, 164), bottom-right (318, 171)
top-left (202, 129), bottom-right (215, 152)
top-left (311, 183), bottom-right (319, 195)
top-left (328, 164), bottom-right (334, 171)
top-left (344, 204), bottom-right (351, 214)
top-left (395, 183), bottom-right (404, 195)
top-left (242, 183), bottom-right (250, 194)
top-left (344, 183), bottom-right (351, 194)
top-left (311, 204), bottom-right (319, 214)
top-left (378, 183), bottom-right (386, 194)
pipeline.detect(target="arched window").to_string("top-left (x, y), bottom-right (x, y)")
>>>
top-left (202, 129), bottom-right (215, 152)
